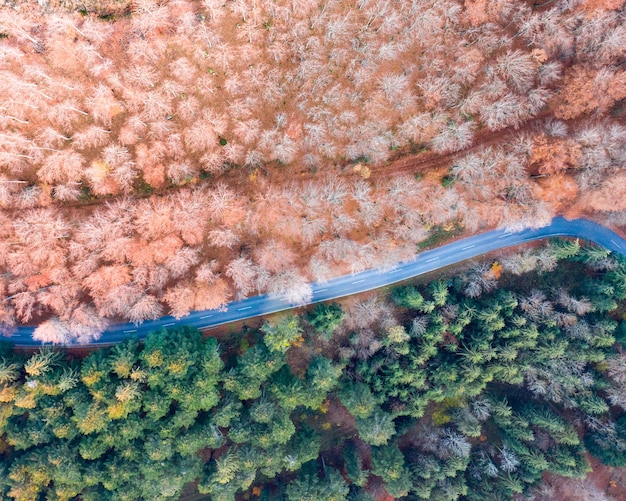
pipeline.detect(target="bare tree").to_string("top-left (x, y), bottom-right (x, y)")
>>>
top-left (166, 161), bottom-right (197, 184)
top-left (162, 282), bottom-right (195, 319)
top-left (266, 270), bottom-right (313, 306)
top-left (555, 289), bottom-right (594, 316)
top-left (225, 257), bottom-right (257, 299)
top-left (32, 317), bottom-right (73, 344)
top-left (520, 289), bottom-right (554, 322)
top-left (208, 183), bottom-right (237, 218)
top-left (87, 84), bottom-right (123, 126)
top-left (430, 120), bottom-right (475, 154)
top-left (208, 228), bottom-right (239, 249)
top-left (12, 292), bottom-right (41, 323)
top-left (134, 198), bottom-right (175, 241)
top-left (184, 119), bottom-right (218, 153)
top-left (53, 183), bottom-right (82, 202)
top-left (69, 304), bottom-right (110, 343)
top-left (378, 73), bottom-right (409, 105)
top-left (481, 93), bottom-right (525, 131)
top-left (73, 125), bottom-right (111, 150)
top-left (127, 294), bottom-right (163, 324)
top-left (195, 260), bottom-right (219, 285)
top-left (464, 263), bottom-right (498, 299)
top-left (37, 150), bottom-right (84, 185)
top-left (254, 240), bottom-right (297, 274)
top-left (165, 247), bottom-right (200, 279)
top-left (495, 50), bottom-right (537, 92)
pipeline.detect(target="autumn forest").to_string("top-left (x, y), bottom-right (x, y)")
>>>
top-left (0, 0), bottom-right (624, 342)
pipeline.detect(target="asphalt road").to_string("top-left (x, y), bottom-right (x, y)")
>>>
top-left (7, 217), bottom-right (626, 347)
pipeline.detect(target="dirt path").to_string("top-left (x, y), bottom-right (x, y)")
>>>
top-left (369, 117), bottom-right (548, 181)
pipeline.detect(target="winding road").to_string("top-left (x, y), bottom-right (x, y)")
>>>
top-left (7, 217), bottom-right (626, 347)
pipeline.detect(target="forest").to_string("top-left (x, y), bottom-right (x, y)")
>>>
top-left (0, 0), bottom-right (625, 342)
top-left (1, 239), bottom-right (625, 500)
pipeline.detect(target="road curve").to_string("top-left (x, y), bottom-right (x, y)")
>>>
top-left (6, 217), bottom-right (626, 347)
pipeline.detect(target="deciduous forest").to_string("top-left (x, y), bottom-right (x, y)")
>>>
top-left (0, 0), bottom-right (624, 341)
top-left (1, 240), bottom-right (625, 499)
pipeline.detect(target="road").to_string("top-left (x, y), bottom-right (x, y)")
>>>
top-left (7, 217), bottom-right (626, 347)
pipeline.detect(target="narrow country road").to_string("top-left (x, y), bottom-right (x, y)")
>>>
top-left (7, 217), bottom-right (626, 347)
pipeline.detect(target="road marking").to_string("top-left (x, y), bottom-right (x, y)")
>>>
top-left (200, 315), bottom-right (214, 320)
top-left (498, 233), bottom-right (512, 239)
top-left (461, 244), bottom-right (476, 250)
top-left (162, 322), bottom-right (175, 327)
top-left (611, 239), bottom-right (622, 249)
top-left (388, 268), bottom-right (402, 274)
top-left (316, 288), bottom-right (328, 293)
top-left (237, 306), bottom-right (252, 311)
top-left (351, 279), bottom-right (365, 284)
top-left (426, 257), bottom-right (439, 262)
top-left (123, 329), bottom-right (137, 333)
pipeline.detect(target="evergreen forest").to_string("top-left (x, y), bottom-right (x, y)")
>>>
top-left (1, 239), bottom-right (626, 500)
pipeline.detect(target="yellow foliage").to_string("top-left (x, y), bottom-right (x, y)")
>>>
top-left (386, 325), bottom-right (410, 344)
top-left (442, 397), bottom-right (463, 408)
top-left (595, 361), bottom-right (610, 372)
top-left (257, 434), bottom-right (272, 448)
top-left (168, 385), bottom-right (183, 398)
top-left (166, 360), bottom-right (188, 377)
top-left (432, 409), bottom-right (451, 426)
top-left (0, 385), bottom-right (17, 403)
top-left (31, 468), bottom-right (49, 485)
top-left (41, 382), bottom-right (61, 396)
top-left (0, 405), bottom-right (12, 429)
top-left (81, 374), bottom-right (99, 387)
top-left (53, 423), bottom-right (72, 439)
top-left (144, 350), bottom-right (164, 368)
top-left (13, 392), bottom-right (37, 409)
top-left (490, 261), bottom-right (503, 279)
top-left (319, 399), bottom-right (330, 414)
top-left (432, 397), bottom-right (465, 425)
top-left (108, 402), bottom-right (128, 420)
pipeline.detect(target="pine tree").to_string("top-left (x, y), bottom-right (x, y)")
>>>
top-left (261, 315), bottom-right (303, 353)
top-left (343, 441), bottom-right (368, 487)
top-left (371, 443), bottom-right (412, 498)
top-left (338, 381), bottom-right (379, 419)
top-left (355, 409), bottom-right (396, 446)
top-left (285, 466), bottom-right (349, 501)
top-left (306, 302), bottom-right (345, 340)
top-left (549, 238), bottom-right (580, 260)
